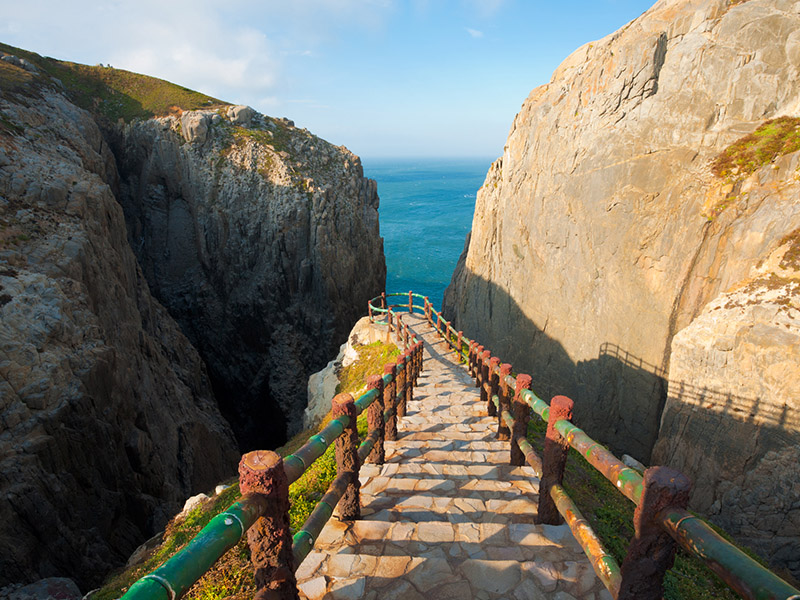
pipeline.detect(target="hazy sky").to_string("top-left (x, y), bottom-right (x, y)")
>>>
top-left (1, 0), bottom-right (655, 158)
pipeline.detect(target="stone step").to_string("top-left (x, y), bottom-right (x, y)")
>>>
top-left (361, 462), bottom-right (537, 481)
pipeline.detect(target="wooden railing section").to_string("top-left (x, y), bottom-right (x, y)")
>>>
top-left (120, 290), bottom-right (800, 600)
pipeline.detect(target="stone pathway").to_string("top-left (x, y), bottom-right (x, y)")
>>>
top-left (295, 314), bottom-right (611, 600)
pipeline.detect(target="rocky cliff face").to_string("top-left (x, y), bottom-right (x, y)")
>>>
top-left (0, 72), bottom-right (239, 586)
top-left (443, 0), bottom-right (800, 575)
top-left (107, 106), bottom-right (385, 449)
top-left (652, 228), bottom-right (800, 576)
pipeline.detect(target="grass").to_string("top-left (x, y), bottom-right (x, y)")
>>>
top-left (0, 42), bottom-right (227, 123)
top-left (712, 116), bottom-right (800, 180)
top-left (96, 338), bottom-right (399, 600)
top-left (524, 417), bottom-right (761, 599)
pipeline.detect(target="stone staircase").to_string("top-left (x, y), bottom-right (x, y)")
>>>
top-left (294, 315), bottom-right (612, 600)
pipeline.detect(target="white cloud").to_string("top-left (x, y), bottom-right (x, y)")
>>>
top-left (466, 28), bottom-right (484, 38)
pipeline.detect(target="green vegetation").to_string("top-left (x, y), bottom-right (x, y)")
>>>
top-left (0, 42), bottom-right (227, 123)
top-left (525, 418), bottom-right (754, 600)
top-left (712, 116), bottom-right (800, 180)
top-left (96, 339), bottom-right (399, 600)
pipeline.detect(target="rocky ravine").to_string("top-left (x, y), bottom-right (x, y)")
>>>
top-left (0, 78), bottom-right (239, 585)
top-left (444, 0), bottom-right (800, 576)
top-left (0, 54), bottom-right (385, 587)
top-left (107, 105), bottom-right (385, 449)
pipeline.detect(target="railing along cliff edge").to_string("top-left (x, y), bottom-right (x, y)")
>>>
top-left (408, 292), bottom-right (800, 600)
top-left (121, 300), bottom-right (423, 600)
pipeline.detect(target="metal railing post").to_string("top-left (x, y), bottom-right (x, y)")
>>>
top-left (239, 451), bottom-right (298, 599)
top-left (408, 290), bottom-right (413, 313)
top-left (492, 358), bottom-right (507, 439)
top-left (366, 375), bottom-right (385, 465)
top-left (618, 467), bottom-right (691, 600)
top-left (511, 374), bottom-right (532, 466)
top-left (538, 395), bottom-right (574, 525)
top-left (456, 330), bottom-right (463, 360)
top-left (396, 354), bottom-right (407, 418)
top-left (479, 350), bottom-right (491, 405)
top-left (384, 363), bottom-right (397, 441)
top-left (332, 393), bottom-right (360, 521)
top-left (474, 345), bottom-right (484, 388)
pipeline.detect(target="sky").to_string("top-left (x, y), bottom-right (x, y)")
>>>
top-left (1, 0), bottom-right (656, 158)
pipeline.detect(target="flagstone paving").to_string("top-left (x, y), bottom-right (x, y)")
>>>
top-left (295, 314), bottom-right (612, 600)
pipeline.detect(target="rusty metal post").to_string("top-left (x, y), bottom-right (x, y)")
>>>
top-left (495, 362), bottom-right (511, 422)
top-left (404, 324), bottom-right (409, 348)
top-left (239, 451), bottom-right (298, 600)
top-left (408, 290), bottom-right (413, 313)
top-left (456, 331), bottom-right (463, 360)
top-left (424, 297), bottom-right (430, 323)
top-left (468, 341), bottom-right (476, 378)
top-left (396, 354), bottom-right (407, 418)
top-left (368, 303), bottom-right (373, 323)
top-left (511, 374), bottom-right (532, 466)
top-left (332, 393), bottom-right (360, 520)
top-left (474, 345), bottom-right (485, 388)
top-left (386, 311), bottom-right (393, 343)
top-left (405, 350), bottom-right (414, 405)
top-left (479, 350), bottom-right (491, 404)
top-left (537, 395), bottom-right (574, 525)
top-left (618, 467), bottom-right (692, 600)
top-left (445, 320), bottom-right (452, 346)
top-left (366, 375), bottom-right (385, 465)
top-left (384, 363), bottom-right (397, 441)
top-left (486, 356), bottom-right (502, 420)
top-left (491, 359), bottom-right (507, 439)
top-left (381, 291), bottom-right (386, 310)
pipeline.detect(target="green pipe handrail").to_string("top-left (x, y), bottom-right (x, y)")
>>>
top-left (123, 299), bottom-right (422, 600)
top-left (422, 290), bottom-right (800, 600)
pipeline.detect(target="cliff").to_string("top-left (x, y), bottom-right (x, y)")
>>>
top-left (443, 0), bottom-right (800, 576)
top-left (108, 106), bottom-right (385, 449)
top-left (0, 54), bottom-right (239, 586)
top-left (0, 44), bottom-right (384, 587)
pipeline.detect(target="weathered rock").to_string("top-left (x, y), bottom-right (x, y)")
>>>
top-left (179, 110), bottom-right (209, 143)
top-left (226, 104), bottom-right (255, 127)
top-left (652, 235), bottom-right (800, 576)
top-left (4, 578), bottom-right (81, 600)
top-left (443, 0), bottom-right (800, 463)
top-left (0, 85), bottom-right (238, 587)
top-left (109, 107), bottom-right (385, 449)
top-left (304, 316), bottom-right (386, 429)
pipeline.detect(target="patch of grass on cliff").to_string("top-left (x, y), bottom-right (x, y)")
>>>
top-left (96, 337), bottom-right (399, 600)
top-left (712, 116), bottom-right (800, 180)
top-left (0, 42), bottom-right (227, 123)
top-left (525, 419), bottom-right (754, 600)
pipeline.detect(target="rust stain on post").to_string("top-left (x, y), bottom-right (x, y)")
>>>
top-left (331, 393), bottom-right (360, 521)
top-left (511, 373), bottom-right (532, 466)
top-left (538, 395), bottom-right (574, 525)
top-left (618, 467), bottom-right (691, 600)
top-left (383, 363), bottom-right (397, 441)
top-left (365, 375), bottom-right (385, 464)
top-left (238, 451), bottom-right (298, 599)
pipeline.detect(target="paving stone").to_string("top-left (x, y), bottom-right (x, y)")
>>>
top-left (522, 560), bottom-right (559, 592)
top-left (297, 575), bottom-right (327, 600)
top-left (328, 577), bottom-right (365, 600)
top-left (513, 578), bottom-right (548, 600)
top-left (407, 556), bottom-right (456, 592)
top-left (296, 551), bottom-right (327, 579)
top-left (428, 580), bottom-right (473, 600)
top-left (351, 519), bottom-right (391, 542)
top-left (460, 559), bottom-right (521, 594)
top-left (417, 521), bottom-right (455, 542)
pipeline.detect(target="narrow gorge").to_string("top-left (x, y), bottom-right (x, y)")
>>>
top-left (444, 0), bottom-right (800, 578)
top-left (0, 45), bottom-right (384, 588)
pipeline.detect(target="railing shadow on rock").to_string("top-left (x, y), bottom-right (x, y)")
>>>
top-left (426, 296), bottom-right (800, 600)
top-left (120, 296), bottom-right (423, 600)
top-left (120, 290), bottom-right (800, 600)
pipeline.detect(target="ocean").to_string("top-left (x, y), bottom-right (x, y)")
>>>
top-left (362, 157), bottom-right (495, 312)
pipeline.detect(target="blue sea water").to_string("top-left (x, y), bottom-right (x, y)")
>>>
top-left (362, 157), bottom-right (495, 311)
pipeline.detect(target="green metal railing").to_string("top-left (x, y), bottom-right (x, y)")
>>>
top-left (417, 293), bottom-right (800, 600)
top-left (121, 299), bottom-right (422, 600)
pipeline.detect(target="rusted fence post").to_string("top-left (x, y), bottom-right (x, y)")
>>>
top-left (368, 303), bottom-right (373, 323)
top-left (474, 345), bottom-right (485, 387)
top-left (332, 393), bottom-right (360, 520)
top-left (445, 320), bottom-right (452, 347)
top-left (239, 451), bottom-right (298, 600)
top-left (510, 374), bottom-right (532, 466)
top-left (491, 358), bottom-right (507, 439)
top-left (479, 350), bottom-right (491, 405)
top-left (618, 467), bottom-right (692, 600)
top-left (381, 291), bottom-right (386, 310)
top-left (404, 350), bottom-right (414, 405)
top-left (366, 375), bottom-right (385, 465)
top-left (468, 341), bottom-right (477, 378)
top-left (396, 354), bottom-right (407, 418)
top-left (395, 315), bottom-right (402, 343)
top-left (494, 361), bottom-right (509, 422)
top-left (386, 311), bottom-right (393, 343)
top-left (408, 290), bottom-right (413, 313)
top-left (384, 364), bottom-right (397, 441)
top-left (456, 331), bottom-right (463, 360)
top-left (404, 324), bottom-right (409, 348)
top-left (486, 356), bottom-right (502, 416)
top-left (537, 395), bottom-right (574, 525)
top-left (424, 297), bottom-right (430, 323)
